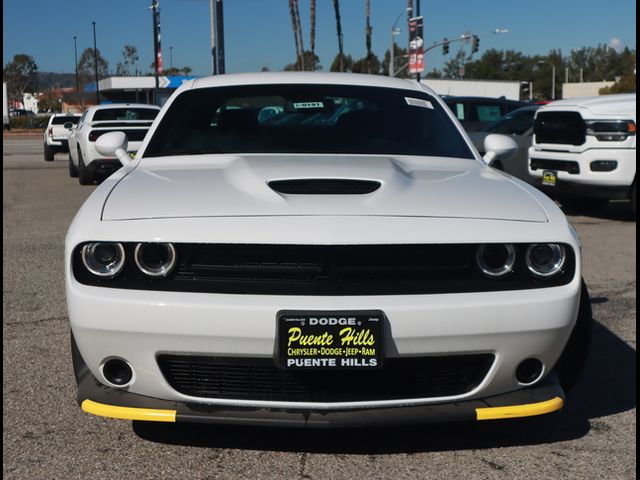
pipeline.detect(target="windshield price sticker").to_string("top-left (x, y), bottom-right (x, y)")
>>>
top-left (292, 101), bottom-right (325, 109)
top-left (277, 311), bottom-right (384, 370)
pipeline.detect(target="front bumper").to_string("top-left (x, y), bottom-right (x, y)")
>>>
top-left (68, 277), bottom-right (581, 412)
top-left (76, 358), bottom-right (565, 427)
top-left (528, 146), bottom-right (636, 194)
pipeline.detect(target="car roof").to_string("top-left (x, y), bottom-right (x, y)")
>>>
top-left (443, 96), bottom-right (529, 103)
top-left (86, 103), bottom-right (161, 113)
top-left (189, 72), bottom-right (427, 94)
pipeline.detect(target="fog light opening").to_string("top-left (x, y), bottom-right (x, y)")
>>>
top-left (102, 358), bottom-right (134, 387)
top-left (515, 358), bottom-right (544, 385)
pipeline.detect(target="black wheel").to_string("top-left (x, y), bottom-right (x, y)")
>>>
top-left (554, 279), bottom-right (593, 391)
top-left (44, 143), bottom-right (54, 161)
top-left (77, 150), bottom-right (93, 185)
top-left (559, 196), bottom-right (608, 214)
top-left (68, 153), bottom-right (78, 178)
top-left (630, 182), bottom-right (636, 218)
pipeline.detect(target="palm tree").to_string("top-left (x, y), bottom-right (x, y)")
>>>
top-left (288, 0), bottom-right (303, 70)
top-left (310, 0), bottom-right (316, 57)
top-left (332, 0), bottom-right (344, 72)
top-left (365, 0), bottom-right (373, 73)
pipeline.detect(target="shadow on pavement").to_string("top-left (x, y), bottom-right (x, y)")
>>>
top-left (133, 320), bottom-right (635, 453)
top-left (563, 200), bottom-right (635, 223)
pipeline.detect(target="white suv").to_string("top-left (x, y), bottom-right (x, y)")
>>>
top-left (67, 104), bottom-right (160, 185)
top-left (528, 94), bottom-right (636, 214)
top-left (43, 113), bottom-right (81, 161)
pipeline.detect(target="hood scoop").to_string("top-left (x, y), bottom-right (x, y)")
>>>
top-left (268, 179), bottom-right (381, 195)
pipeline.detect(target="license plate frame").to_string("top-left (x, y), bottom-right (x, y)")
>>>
top-left (276, 310), bottom-right (385, 370)
top-left (542, 170), bottom-right (558, 186)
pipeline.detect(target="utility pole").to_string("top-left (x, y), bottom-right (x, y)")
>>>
top-left (210, 0), bottom-right (225, 74)
top-left (415, 0), bottom-right (421, 82)
top-left (150, 0), bottom-right (161, 91)
top-left (73, 36), bottom-right (79, 92)
top-left (92, 22), bottom-right (99, 104)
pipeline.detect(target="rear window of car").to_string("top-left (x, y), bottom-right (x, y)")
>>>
top-left (93, 108), bottom-right (159, 121)
top-left (476, 105), bottom-right (503, 122)
top-left (144, 84), bottom-right (475, 159)
top-left (484, 108), bottom-right (538, 135)
top-left (51, 116), bottom-right (80, 125)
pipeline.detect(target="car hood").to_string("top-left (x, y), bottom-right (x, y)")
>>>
top-left (101, 154), bottom-right (547, 222)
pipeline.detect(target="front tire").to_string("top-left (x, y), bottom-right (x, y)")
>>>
top-left (77, 150), bottom-right (93, 185)
top-left (69, 153), bottom-right (78, 177)
top-left (44, 143), bottom-right (54, 161)
top-left (555, 279), bottom-right (593, 391)
top-left (630, 181), bottom-right (636, 218)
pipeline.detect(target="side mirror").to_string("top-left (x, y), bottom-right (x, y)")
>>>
top-left (63, 122), bottom-right (73, 130)
top-left (95, 131), bottom-right (132, 166)
top-left (482, 134), bottom-right (518, 165)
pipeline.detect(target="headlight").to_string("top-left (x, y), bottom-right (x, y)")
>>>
top-left (476, 244), bottom-right (516, 277)
top-left (81, 242), bottom-right (125, 277)
top-left (134, 243), bottom-right (176, 277)
top-left (526, 244), bottom-right (565, 277)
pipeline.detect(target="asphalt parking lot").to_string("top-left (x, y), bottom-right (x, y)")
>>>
top-left (3, 135), bottom-right (636, 479)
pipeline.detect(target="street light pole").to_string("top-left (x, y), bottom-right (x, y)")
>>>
top-left (390, 7), bottom-right (411, 77)
top-left (92, 22), bottom-right (99, 105)
top-left (73, 36), bottom-right (79, 92)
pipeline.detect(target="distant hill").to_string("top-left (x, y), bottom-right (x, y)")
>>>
top-left (37, 72), bottom-right (76, 90)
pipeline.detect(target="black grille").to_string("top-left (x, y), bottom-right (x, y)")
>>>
top-left (157, 354), bottom-right (495, 402)
top-left (269, 179), bottom-right (381, 195)
top-left (534, 111), bottom-right (586, 145)
top-left (72, 243), bottom-right (576, 295)
top-left (89, 129), bottom-right (149, 142)
top-left (530, 158), bottom-right (580, 174)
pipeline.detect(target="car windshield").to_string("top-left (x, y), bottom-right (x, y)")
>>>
top-left (93, 108), bottom-right (158, 121)
top-left (52, 116), bottom-right (79, 125)
top-left (143, 84), bottom-right (475, 159)
top-left (483, 108), bottom-right (538, 135)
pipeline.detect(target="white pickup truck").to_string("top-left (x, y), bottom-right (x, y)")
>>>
top-left (43, 113), bottom-right (81, 160)
top-left (528, 94), bottom-right (636, 215)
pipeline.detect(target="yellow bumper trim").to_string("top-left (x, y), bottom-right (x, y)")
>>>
top-left (476, 396), bottom-right (563, 421)
top-left (81, 400), bottom-right (177, 422)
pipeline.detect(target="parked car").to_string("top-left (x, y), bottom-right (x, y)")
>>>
top-left (67, 72), bottom-right (591, 428)
top-left (9, 108), bottom-right (35, 117)
top-left (528, 94), bottom-right (636, 214)
top-left (67, 103), bottom-right (160, 185)
top-left (43, 113), bottom-right (81, 161)
top-left (469, 105), bottom-right (540, 182)
top-left (443, 96), bottom-right (532, 132)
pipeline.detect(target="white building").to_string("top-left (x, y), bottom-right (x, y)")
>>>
top-left (562, 81), bottom-right (616, 99)
top-left (420, 79), bottom-right (523, 100)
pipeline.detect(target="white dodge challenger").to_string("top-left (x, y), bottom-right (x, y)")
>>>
top-left (66, 73), bottom-right (591, 427)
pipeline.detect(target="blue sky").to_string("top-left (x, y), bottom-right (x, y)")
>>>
top-left (3, 0), bottom-right (636, 77)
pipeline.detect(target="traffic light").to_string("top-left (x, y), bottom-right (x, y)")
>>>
top-left (443, 38), bottom-right (449, 55)
top-left (471, 35), bottom-right (479, 53)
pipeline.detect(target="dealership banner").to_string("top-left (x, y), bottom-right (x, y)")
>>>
top-left (408, 16), bottom-right (424, 74)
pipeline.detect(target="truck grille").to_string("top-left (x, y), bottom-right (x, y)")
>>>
top-left (157, 354), bottom-right (495, 402)
top-left (534, 111), bottom-right (586, 145)
top-left (530, 159), bottom-right (580, 174)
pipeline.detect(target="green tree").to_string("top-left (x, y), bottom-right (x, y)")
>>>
top-left (284, 51), bottom-right (321, 71)
top-left (351, 54), bottom-right (382, 74)
top-left (330, 53), bottom-right (353, 72)
top-left (3, 54), bottom-right (38, 104)
top-left (77, 48), bottom-right (109, 88)
top-left (382, 44), bottom-right (409, 77)
top-left (600, 74), bottom-right (637, 94)
top-left (116, 45), bottom-right (140, 76)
